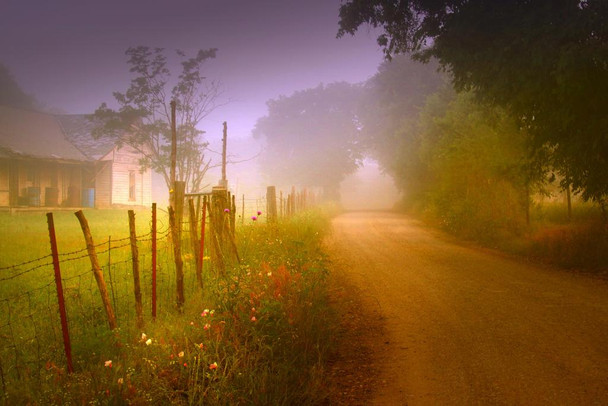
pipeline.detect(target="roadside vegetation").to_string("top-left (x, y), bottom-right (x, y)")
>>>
top-left (0, 207), bottom-right (337, 404)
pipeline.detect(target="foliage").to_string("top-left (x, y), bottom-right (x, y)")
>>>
top-left (253, 82), bottom-right (364, 200)
top-left (91, 46), bottom-right (222, 193)
top-left (358, 54), bottom-right (443, 201)
top-left (416, 91), bottom-right (536, 240)
top-left (338, 0), bottom-right (608, 202)
top-left (0, 63), bottom-right (37, 109)
top-left (0, 208), bottom-right (334, 404)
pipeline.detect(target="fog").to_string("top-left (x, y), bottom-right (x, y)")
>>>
top-left (340, 160), bottom-right (401, 211)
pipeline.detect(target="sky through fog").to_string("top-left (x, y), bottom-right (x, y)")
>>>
top-left (1, 0), bottom-right (383, 141)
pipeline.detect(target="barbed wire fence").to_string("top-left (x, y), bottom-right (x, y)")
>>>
top-left (0, 186), bottom-right (319, 395)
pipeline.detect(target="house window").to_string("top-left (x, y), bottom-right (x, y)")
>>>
top-left (129, 171), bottom-right (136, 201)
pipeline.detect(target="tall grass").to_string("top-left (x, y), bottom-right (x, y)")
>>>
top-left (0, 207), bottom-right (335, 404)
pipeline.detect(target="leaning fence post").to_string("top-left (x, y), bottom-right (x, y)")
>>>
top-left (151, 203), bottom-right (157, 320)
top-left (128, 210), bottom-right (144, 329)
top-left (46, 213), bottom-right (74, 374)
top-left (74, 210), bottom-right (117, 330)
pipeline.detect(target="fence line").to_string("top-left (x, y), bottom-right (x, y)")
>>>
top-left (0, 186), bottom-right (317, 393)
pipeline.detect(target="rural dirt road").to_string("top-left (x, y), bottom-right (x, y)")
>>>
top-left (325, 211), bottom-right (608, 405)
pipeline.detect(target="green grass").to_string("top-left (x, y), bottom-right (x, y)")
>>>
top-left (0, 207), bottom-right (336, 404)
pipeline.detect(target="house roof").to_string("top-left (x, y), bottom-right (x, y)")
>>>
top-left (0, 105), bottom-right (87, 161)
top-left (56, 114), bottom-right (117, 160)
top-left (0, 105), bottom-right (119, 162)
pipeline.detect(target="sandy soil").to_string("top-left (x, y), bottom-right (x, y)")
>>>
top-left (325, 211), bottom-right (608, 405)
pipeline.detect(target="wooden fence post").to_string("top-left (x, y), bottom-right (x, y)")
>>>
top-left (46, 213), bottom-right (74, 373)
top-left (267, 186), bottom-right (277, 223)
top-left (169, 206), bottom-right (185, 309)
top-left (107, 235), bottom-right (118, 315)
top-left (174, 181), bottom-right (186, 238)
top-left (74, 210), bottom-right (117, 330)
top-left (188, 198), bottom-right (203, 289)
top-left (241, 194), bottom-right (245, 225)
top-left (231, 194), bottom-right (236, 237)
top-left (151, 203), bottom-right (157, 320)
top-left (199, 196), bottom-right (207, 285)
top-left (128, 210), bottom-right (144, 329)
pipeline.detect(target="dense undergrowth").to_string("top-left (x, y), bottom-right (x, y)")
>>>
top-left (413, 199), bottom-right (608, 272)
top-left (0, 207), bottom-right (337, 404)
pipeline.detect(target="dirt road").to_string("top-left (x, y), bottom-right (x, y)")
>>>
top-left (326, 212), bottom-right (608, 405)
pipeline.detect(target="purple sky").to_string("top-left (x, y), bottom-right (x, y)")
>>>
top-left (1, 0), bottom-right (383, 141)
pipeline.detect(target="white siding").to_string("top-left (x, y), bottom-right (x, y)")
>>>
top-left (110, 146), bottom-right (152, 207)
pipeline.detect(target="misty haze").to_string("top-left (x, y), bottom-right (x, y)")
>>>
top-left (1, 0), bottom-right (607, 404)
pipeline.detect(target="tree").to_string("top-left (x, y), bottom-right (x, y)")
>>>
top-left (91, 46), bottom-right (221, 193)
top-left (338, 0), bottom-right (608, 202)
top-left (0, 63), bottom-right (37, 109)
top-left (358, 54), bottom-right (443, 202)
top-left (253, 82), bottom-right (363, 200)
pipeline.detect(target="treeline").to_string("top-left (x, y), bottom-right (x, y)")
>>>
top-left (254, 1), bottom-right (608, 252)
top-left (361, 57), bottom-right (543, 242)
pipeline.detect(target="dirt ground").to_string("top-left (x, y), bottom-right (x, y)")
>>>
top-left (324, 211), bottom-right (608, 405)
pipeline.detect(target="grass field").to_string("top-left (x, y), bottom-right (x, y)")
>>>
top-left (0, 206), bottom-right (336, 404)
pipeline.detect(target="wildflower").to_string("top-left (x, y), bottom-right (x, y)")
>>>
top-left (178, 351), bottom-right (184, 358)
top-left (197, 343), bottom-right (204, 349)
top-left (201, 309), bottom-right (210, 317)
top-left (141, 333), bottom-right (147, 341)
top-left (117, 378), bottom-right (124, 385)
top-left (267, 271), bottom-right (272, 277)
top-left (224, 208), bottom-right (230, 213)
top-left (257, 211), bottom-right (262, 216)
top-left (146, 338), bottom-right (152, 346)
top-left (183, 362), bottom-right (188, 367)
top-left (251, 307), bottom-right (256, 312)
top-left (251, 316), bottom-right (257, 322)
top-left (210, 310), bottom-right (215, 316)
top-left (190, 321), bottom-right (194, 326)
top-left (209, 362), bottom-right (218, 370)
top-left (204, 323), bottom-right (211, 330)
top-left (251, 216), bottom-right (257, 221)
top-left (105, 360), bottom-right (112, 368)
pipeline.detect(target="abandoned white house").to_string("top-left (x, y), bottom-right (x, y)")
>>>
top-left (0, 105), bottom-right (152, 209)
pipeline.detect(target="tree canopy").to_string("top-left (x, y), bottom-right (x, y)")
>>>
top-left (339, 0), bottom-right (608, 202)
top-left (92, 46), bottom-right (221, 193)
top-left (253, 82), bottom-right (363, 200)
top-left (0, 63), bottom-right (37, 109)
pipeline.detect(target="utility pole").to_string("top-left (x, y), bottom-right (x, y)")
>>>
top-left (220, 121), bottom-right (228, 188)
top-left (170, 100), bottom-right (177, 209)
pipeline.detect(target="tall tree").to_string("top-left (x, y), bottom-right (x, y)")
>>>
top-left (0, 63), bottom-right (37, 109)
top-left (92, 46), bottom-right (221, 193)
top-left (253, 82), bottom-right (363, 200)
top-left (338, 0), bottom-right (608, 202)
top-left (358, 54), bottom-right (443, 200)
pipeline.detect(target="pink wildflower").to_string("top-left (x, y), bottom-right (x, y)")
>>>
top-left (104, 360), bottom-right (112, 368)
top-left (251, 216), bottom-right (257, 221)
top-left (257, 211), bottom-right (262, 216)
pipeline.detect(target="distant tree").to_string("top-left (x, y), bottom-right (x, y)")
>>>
top-left (338, 0), bottom-right (608, 203)
top-left (0, 63), bottom-right (37, 109)
top-left (253, 82), bottom-right (363, 200)
top-left (358, 54), bottom-right (443, 200)
top-left (92, 46), bottom-right (221, 193)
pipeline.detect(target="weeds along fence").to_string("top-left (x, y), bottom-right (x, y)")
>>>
top-left (0, 186), bottom-right (317, 393)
